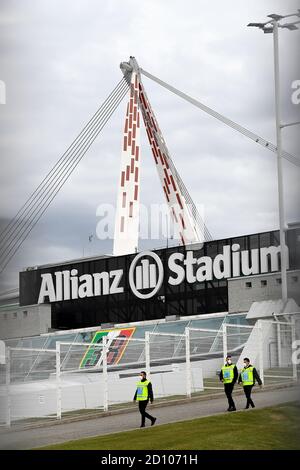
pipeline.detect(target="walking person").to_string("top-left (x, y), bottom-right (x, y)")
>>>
top-left (238, 357), bottom-right (262, 409)
top-left (133, 371), bottom-right (157, 428)
top-left (219, 355), bottom-right (238, 411)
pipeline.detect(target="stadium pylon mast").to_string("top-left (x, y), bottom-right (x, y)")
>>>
top-left (113, 55), bottom-right (300, 256)
top-left (1, 55), bottom-right (299, 271)
top-left (113, 57), bottom-right (211, 256)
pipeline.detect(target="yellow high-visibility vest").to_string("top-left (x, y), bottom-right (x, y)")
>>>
top-left (136, 380), bottom-right (150, 401)
top-left (241, 366), bottom-right (254, 386)
top-left (221, 364), bottom-right (235, 384)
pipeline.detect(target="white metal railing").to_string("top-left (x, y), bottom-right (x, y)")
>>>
top-left (2, 318), bottom-right (298, 427)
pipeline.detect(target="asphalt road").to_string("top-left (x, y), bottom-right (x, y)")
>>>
top-left (0, 385), bottom-right (299, 449)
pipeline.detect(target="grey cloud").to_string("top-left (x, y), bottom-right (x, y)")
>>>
top-left (0, 0), bottom-right (299, 291)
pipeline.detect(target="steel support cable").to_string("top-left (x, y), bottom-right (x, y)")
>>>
top-left (138, 80), bottom-right (212, 242)
top-left (0, 79), bottom-right (129, 266)
top-left (0, 80), bottom-right (130, 271)
top-left (0, 79), bottom-right (129, 265)
top-left (0, 79), bottom-right (129, 261)
top-left (168, 157), bottom-right (213, 241)
top-left (167, 152), bottom-right (213, 241)
top-left (0, 78), bottom-right (128, 249)
top-left (156, 128), bottom-right (212, 241)
top-left (0, 287), bottom-right (19, 296)
top-left (0, 83), bottom-right (129, 271)
top-left (0, 76), bottom-right (128, 245)
top-left (0, 76), bottom-right (129, 245)
top-left (140, 68), bottom-right (300, 167)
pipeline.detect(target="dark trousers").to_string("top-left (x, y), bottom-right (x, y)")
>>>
top-left (243, 385), bottom-right (254, 408)
top-left (224, 383), bottom-right (236, 409)
top-left (138, 399), bottom-right (154, 426)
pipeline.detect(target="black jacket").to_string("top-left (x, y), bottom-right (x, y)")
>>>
top-left (238, 365), bottom-right (262, 386)
top-left (219, 363), bottom-right (238, 384)
top-left (133, 378), bottom-right (154, 402)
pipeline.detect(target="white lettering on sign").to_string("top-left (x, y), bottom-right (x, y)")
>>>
top-left (37, 244), bottom-right (288, 303)
top-left (38, 268), bottom-right (124, 303)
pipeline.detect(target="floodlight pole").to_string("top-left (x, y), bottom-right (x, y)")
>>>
top-left (249, 12), bottom-right (300, 302)
top-left (6, 346), bottom-right (11, 427)
top-left (272, 20), bottom-right (288, 304)
top-left (56, 341), bottom-right (62, 420)
top-left (102, 336), bottom-right (108, 412)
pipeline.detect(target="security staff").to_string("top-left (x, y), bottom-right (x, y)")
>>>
top-left (219, 355), bottom-right (238, 411)
top-left (133, 371), bottom-right (157, 428)
top-left (238, 357), bottom-right (262, 409)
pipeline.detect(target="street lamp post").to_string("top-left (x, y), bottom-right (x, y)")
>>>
top-left (248, 12), bottom-right (300, 305)
top-left (273, 19), bottom-right (288, 304)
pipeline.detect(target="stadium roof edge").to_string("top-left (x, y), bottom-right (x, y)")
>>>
top-left (21, 225), bottom-right (299, 272)
top-left (288, 221), bottom-right (300, 229)
top-left (228, 268), bottom-right (300, 281)
top-left (36, 311), bottom-right (246, 338)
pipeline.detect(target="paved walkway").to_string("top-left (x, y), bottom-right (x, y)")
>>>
top-left (0, 385), bottom-right (299, 449)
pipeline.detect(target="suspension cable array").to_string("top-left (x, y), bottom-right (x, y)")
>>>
top-left (0, 75), bottom-right (130, 272)
top-left (1, 58), bottom-right (298, 273)
top-left (166, 154), bottom-right (213, 241)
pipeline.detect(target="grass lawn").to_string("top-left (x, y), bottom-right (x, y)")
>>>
top-left (38, 402), bottom-right (300, 450)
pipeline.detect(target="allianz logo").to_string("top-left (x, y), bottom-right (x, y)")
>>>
top-left (38, 244), bottom-right (287, 303)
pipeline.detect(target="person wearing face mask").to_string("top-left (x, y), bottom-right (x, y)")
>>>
top-left (219, 355), bottom-right (238, 411)
top-left (238, 357), bottom-right (262, 409)
top-left (133, 371), bottom-right (156, 428)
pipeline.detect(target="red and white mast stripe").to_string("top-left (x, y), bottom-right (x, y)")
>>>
top-left (138, 80), bottom-right (202, 246)
top-left (114, 58), bottom-right (203, 255)
top-left (113, 71), bottom-right (141, 256)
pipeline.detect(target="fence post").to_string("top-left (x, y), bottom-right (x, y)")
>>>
top-left (145, 332), bottom-right (150, 378)
top-left (257, 320), bottom-right (264, 385)
top-left (185, 328), bottom-right (192, 398)
top-left (222, 323), bottom-right (227, 364)
top-left (56, 342), bottom-right (62, 420)
top-left (277, 322), bottom-right (282, 367)
top-left (291, 317), bottom-right (297, 381)
top-left (102, 336), bottom-right (108, 411)
top-left (6, 346), bottom-right (11, 427)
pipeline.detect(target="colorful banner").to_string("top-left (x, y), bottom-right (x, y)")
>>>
top-left (80, 327), bottom-right (136, 368)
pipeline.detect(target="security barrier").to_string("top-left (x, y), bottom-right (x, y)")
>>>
top-left (1, 314), bottom-right (299, 426)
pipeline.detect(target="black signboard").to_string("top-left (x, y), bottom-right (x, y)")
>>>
top-left (19, 228), bottom-right (300, 329)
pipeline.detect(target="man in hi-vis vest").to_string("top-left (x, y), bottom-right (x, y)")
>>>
top-left (238, 357), bottom-right (262, 409)
top-left (133, 371), bottom-right (156, 428)
top-left (219, 355), bottom-right (238, 411)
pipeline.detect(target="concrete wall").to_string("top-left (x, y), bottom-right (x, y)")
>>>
top-left (0, 304), bottom-right (51, 340)
top-left (228, 270), bottom-right (300, 313)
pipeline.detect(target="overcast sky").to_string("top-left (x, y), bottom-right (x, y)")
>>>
top-left (0, 0), bottom-right (299, 292)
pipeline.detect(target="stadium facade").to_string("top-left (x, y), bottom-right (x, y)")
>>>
top-left (17, 226), bottom-right (300, 331)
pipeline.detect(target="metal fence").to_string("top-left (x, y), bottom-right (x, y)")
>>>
top-left (0, 335), bottom-right (203, 425)
top-left (263, 320), bottom-right (298, 382)
top-left (0, 346), bottom-right (58, 426)
top-left (1, 316), bottom-right (299, 426)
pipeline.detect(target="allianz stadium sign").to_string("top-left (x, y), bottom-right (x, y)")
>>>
top-left (37, 243), bottom-right (287, 303)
